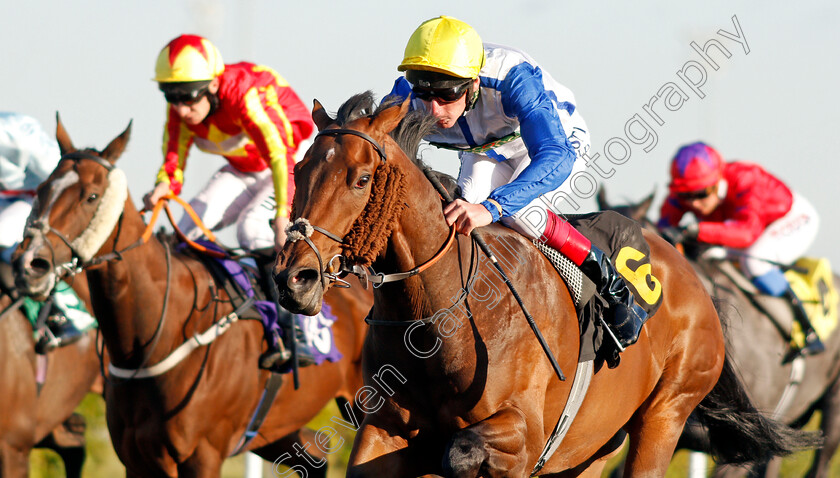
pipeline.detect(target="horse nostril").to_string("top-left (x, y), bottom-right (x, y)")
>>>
top-left (29, 257), bottom-right (52, 276)
top-left (292, 268), bottom-right (320, 287)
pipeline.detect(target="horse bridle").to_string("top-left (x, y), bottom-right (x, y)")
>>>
top-left (285, 127), bottom-right (455, 290)
top-left (23, 151), bottom-right (144, 277)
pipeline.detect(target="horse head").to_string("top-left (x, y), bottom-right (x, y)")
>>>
top-left (14, 114), bottom-right (132, 300)
top-left (274, 92), bottom-right (438, 315)
top-left (596, 185), bottom-right (656, 226)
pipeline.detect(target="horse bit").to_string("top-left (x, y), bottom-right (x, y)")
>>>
top-left (284, 127), bottom-right (454, 290)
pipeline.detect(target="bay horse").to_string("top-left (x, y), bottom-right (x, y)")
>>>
top-left (0, 273), bottom-right (99, 478)
top-left (274, 92), bottom-right (820, 477)
top-left (13, 117), bottom-right (373, 477)
top-left (597, 187), bottom-right (840, 478)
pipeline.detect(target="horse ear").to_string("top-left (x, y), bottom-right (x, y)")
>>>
top-left (637, 190), bottom-right (656, 219)
top-left (370, 97), bottom-right (410, 136)
top-left (55, 112), bottom-right (76, 156)
top-left (312, 99), bottom-right (333, 131)
top-left (596, 184), bottom-right (610, 210)
top-left (100, 120), bottom-right (132, 164)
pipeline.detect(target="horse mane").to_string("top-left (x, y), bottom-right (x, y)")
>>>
top-left (328, 92), bottom-right (448, 265)
top-left (334, 91), bottom-right (438, 170)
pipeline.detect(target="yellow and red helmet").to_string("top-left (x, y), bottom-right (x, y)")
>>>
top-left (154, 34), bottom-right (224, 83)
top-left (398, 16), bottom-right (485, 79)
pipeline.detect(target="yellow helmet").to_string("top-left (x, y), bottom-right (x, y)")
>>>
top-left (398, 16), bottom-right (485, 79)
top-left (154, 34), bottom-right (225, 83)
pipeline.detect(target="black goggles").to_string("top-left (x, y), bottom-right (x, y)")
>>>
top-left (676, 186), bottom-right (715, 201)
top-left (412, 82), bottom-right (470, 103)
top-left (163, 85), bottom-right (210, 106)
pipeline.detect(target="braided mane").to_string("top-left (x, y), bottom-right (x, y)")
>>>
top-left (331, 92), bottom-right (438, 265)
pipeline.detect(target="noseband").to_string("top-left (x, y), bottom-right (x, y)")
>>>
top-left (285, 127), bottom-right (455, 289)
top-left (24, 152), bottom-right (140, 277)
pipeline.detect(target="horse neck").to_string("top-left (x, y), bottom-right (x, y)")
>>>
top-left (372, 161), bottom-right (463, 320)
top-left (84, 199), bottom-right (184, 366)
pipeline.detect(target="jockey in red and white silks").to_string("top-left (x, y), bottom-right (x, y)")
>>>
top-left (659, 145), bottom-right (819, 291)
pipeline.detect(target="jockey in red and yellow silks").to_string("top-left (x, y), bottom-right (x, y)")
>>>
top-left (145, 34), bottom-right (314, 254)
top-left (157, 62), bottom-right (313, 220)
top-left (145, 34), bottom-right (318, 369)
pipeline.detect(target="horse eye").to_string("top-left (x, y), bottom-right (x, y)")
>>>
top-left (355, 175), bottom-right (371, 189)
top-left (87, 193), bottom-right (99, 203)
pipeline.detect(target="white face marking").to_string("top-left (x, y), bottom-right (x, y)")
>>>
top-left (325, 147), bottom-right (335, 161)
top-left (39, 170), bottom-right (79, 224)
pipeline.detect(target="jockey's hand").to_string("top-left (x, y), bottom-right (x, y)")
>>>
top-left (273, 216), bottom-right (289, 252)
top-left (660, 224), bottom-right (698, 246)
top-left (142, 182), bottom-right (171, 211)
top-left (659, 226), bottom-right (687, 246)
top-left (443, 199), bottom-right (493, 236)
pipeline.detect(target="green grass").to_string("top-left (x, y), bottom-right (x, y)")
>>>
top-left (30, 395), bottom-right (840, 477)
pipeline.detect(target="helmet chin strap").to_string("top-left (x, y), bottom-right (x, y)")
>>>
top-left (463, 79), bottom-right (480, 113)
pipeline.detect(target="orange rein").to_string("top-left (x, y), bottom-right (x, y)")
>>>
top-left (141, 193), bottom-right (226, 259)
top-left (413, 223), bottom-right (457, 275)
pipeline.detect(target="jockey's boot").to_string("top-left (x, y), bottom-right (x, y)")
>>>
top-left (259, 308), bottom-right (316, 370)
top-left (784, 287), bottom-right (825, 356)
top-left (258, 330), bottom-right (291, 370)
top-left (35, 312), bottom-right (83, 354)
top-left (542, 211), bottom-right (648, 349)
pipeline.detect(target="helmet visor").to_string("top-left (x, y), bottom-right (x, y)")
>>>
top-left (406, 70), bottom-right (471, 103)
top-left (159, 80), bottom-right (211, 105)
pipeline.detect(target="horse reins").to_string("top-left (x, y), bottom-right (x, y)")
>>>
top-left (286, 128), bottom-right (457, 289)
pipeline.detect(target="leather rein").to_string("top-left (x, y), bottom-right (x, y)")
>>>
top-left (286, 128), bottom-right (456, 289)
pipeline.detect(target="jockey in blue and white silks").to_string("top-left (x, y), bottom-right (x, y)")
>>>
top-left (389, 42), bottom-right (591, 238)
top-left (0, 112), bottom-right (94, 351)
top-left (0, 112), bottom-right (60, 253)
top-left (390, 16), bottom-right (648, 351)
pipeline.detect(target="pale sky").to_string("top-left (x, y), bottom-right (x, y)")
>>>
top-left (4, 0), bottom-right (839, 268)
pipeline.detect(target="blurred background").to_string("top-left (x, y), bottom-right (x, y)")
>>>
top-left (4, 0), bottom-right (839, 476)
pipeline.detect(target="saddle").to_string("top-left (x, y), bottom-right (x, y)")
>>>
top-left (179, 240), bottom-right (343, 372)
top-left (708, 257), bottom-right (838, 351)
top-left (535, 211), bottom-right (663, 366)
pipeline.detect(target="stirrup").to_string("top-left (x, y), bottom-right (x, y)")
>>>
top-left (258, 343), bottom-right (292, 370)
top-left (799, 331), bottom-right (825, 356)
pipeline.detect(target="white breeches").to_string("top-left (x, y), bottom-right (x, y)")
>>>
top-left (0, 197), bottom-right (33, 248)
top-left (740, 192), bottom-right (820, 278)
top-left (458, 151), bottom-right (589, 240)
top-left (177, 166), bottom-right (276, 251)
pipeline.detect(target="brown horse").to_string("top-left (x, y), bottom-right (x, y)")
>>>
top-left (597, 187), bottom-right (840, 478)
top-left (0, 268), bottom-right (100, 478)
top-left (274, 92), bottom-right (820, 477)
top-left (13, 117), bottom-right (372, 477)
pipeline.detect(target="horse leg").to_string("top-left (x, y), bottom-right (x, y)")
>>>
top-left (806, 381), bottom-right (840, 478)
top-left (176, 442), bottom-right (224, 478)
top-left (442, 406), bottom-right (530, 478)
top-left (347, 421), bottom-right (415, 478)
top-left (253, 428), bottom-right (328, 478)
top-left (622, 390), bottom-right (702, 477)
top-left (0, 442), bottom-right (31, 478)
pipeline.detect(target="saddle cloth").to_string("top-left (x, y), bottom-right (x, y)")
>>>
top-left (712, 257), bottom-right (838, 349)
top-left (535, 210), bottom-right (663, 362)
top-left (184, 241), bottom-right (343, 371)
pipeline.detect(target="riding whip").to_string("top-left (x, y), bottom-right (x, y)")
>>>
top-left (424, 168), bottom-right (565, 382)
